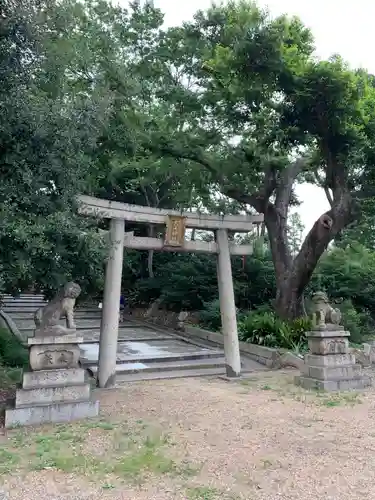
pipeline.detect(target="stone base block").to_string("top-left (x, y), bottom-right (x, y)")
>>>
top-left (15, 383), bottom-right (90, 407)
top-left (308, 328), bottom-right (348, 337)
top-left (29, 343), bottom-right (81, 371)
top-left (304, 353), bottom-right (355, 367)
top-left (295, 375), bottom-right (371, 392)
top-left (22, 368), bottom-right (85, 390)
top-left (307, 363), bottom-right (362, 381)
top-left (5, 399), bottom-right (99, 428)
top-left (33, 327), bottom-right (81, 337)
top-left (28, 334), bottom-right (83, 345)
top-left (308, 337), bottom-right (349, 355)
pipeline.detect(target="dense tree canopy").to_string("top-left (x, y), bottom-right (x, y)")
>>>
top-left (141, 2), bottom-right (375, 319)
top-left (1, 0), bottom-right (375, 330)
top-left (0, 0), bottom-right (110, 295)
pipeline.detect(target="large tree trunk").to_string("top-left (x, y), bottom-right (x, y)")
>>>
top-left (275, 280), bottom-right (304, 319)
top-left (272, 193), bottom-right (354, 320)
top-left (264, 205), bottom-right (303, 319)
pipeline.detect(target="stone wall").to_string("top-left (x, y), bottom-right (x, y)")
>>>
top-left (183, 325), bottom-right (304, 370)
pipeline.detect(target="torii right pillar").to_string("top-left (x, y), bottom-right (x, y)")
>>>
top-left (216, 228), bottom-right (241, 377)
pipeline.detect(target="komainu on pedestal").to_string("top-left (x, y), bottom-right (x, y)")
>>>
top-left (310, 291), bottom-right (342, 329)
top-left (34, 282), bottom-right (81, 336)
top-left (5, 282), bottom-right (99, 428)
top-left (295, 291), bottom-right (371, 392)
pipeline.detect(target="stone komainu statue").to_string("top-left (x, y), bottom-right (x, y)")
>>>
top-left (34, 282), bottom-right (81, 336)
top-left (310, 291), bottom-right (342, 328)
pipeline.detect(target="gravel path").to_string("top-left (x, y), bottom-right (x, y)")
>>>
top-left (2, 371), bottom-right (375, 499)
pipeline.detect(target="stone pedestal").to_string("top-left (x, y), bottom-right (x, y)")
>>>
top-left (295, 327), bottom-right (371, 391)
top-left (5, 334), bottom-right (99, 428)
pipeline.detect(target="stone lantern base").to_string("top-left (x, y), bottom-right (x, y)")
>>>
top-left (295, 327), bottom-right (371, 392)
top-left (5, 334), bottom-right (99, 428)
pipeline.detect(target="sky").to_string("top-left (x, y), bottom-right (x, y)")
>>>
top-left (120, 0), bottom-right (374, 234)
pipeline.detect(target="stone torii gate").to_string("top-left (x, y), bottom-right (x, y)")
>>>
top-left (78, 195), bottom-right (264, 388)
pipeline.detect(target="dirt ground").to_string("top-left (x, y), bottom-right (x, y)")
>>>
top-left (1, 370), bottom-right (375, 500)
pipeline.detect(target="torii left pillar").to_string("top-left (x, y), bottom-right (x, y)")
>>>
top-left (97, 218), bottom-right (125, 388)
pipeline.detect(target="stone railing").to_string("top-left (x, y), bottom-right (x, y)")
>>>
top-left (0, 310), bottom-right (25, 342)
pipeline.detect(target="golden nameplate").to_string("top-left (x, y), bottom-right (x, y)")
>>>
top-left (164, 215), bottom-right (186, 247)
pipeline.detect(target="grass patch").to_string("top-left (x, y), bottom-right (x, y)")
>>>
top-left (0, 449), bottom-right (19, 474)
top-left (81, 420), bottom-right (115, 431)
top-left (112, 434), bottom-right (176, 480)
top-left (320, 392), bottom-right (362, 407)
top-left (238, 373), bottom-right (364, 407)
top-left (186, 486), bottom-right (239, 500)
top-left (102, 483), bottom-right (115, 489)
top-left (0, 418), bottom-right (199, 485)
top-left (260, 458), bottom-right (273, 468)
top-left (187, 486), bottom-right (219, 499)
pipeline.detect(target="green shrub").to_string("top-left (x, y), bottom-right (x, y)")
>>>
top-left (0, 328), bottom-right (28, 367)
top-left (238, 311), bottom-right (311, 353)
top-left (199, 299), bottom-right (222, 331)
top-left (337, 299), bottom-right (374, 343)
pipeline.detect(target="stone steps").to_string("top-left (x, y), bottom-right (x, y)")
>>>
top-left (88, 357), bottom-right (227, 377)
top-left (15, 324), bottom-right (161, 342)
top-left (80, 330), bottom-right (173, 343)
top-left (15, 318), bottom-right (128, 330)
top-left (116, 366), bottom-right (227, 383)
top-left (2, 294), bottom-right (263, 383)
top-left (2, 306), bottom-right (100, 314)
top-left (1, 312), bottom-right (102, 321)
top-left (2, 296), bottom-right (104, 340)
top-left (82, 349), bottom-right (224, 368)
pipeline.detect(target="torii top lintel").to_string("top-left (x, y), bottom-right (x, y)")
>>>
top-left (77, 195), bottom-right (263, 232)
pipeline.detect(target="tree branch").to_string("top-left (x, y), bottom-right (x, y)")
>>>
top-left (313, 167), bottom-right (334, 207)
top-left (275, 158), bottom-right (306, 214)
top-left (324, 186), bottom-right (333, 207)
top-left (155, 143), bottom-right (279, 213)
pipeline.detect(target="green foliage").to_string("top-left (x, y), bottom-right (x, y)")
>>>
top-left (337, 300), bottom-right (373, 344)
top-left (124, 253), bottom-right (218, 310)
top-left (306, 243), bottom-right (375, 342)
top-left (145, 0), bottom-right (375, 319)
top-left (124, 247), bottom-right (276, 312)
top-left (2, 0), bottom-right (375, 326)
top-left (238, 311), bottom-right (311, 352)
top-left (199, 300), bottom-right (222, 331)
top-left (0, 329), bottom-right (28, 368)
top-left (0, 0), bottom-right (108, 295)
